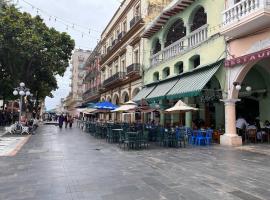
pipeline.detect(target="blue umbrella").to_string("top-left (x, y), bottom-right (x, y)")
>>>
top-left (94, 101), bottom-right (118, 110)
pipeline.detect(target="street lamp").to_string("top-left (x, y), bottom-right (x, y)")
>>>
top-left (13, 82), bottom-right (31, 123)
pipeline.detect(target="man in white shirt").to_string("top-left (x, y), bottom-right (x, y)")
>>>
top-left (236, 117), bottom-right (248, 129)
top-left (236, 116), bottom-right (248, 136)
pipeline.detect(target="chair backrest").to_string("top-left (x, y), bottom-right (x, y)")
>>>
top-left (247, 128), bottom-right (257, 137)
top-left (206, 129), bottom-right (213, 137)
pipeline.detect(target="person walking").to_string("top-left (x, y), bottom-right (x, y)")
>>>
top-left (68, 115), bottom-right (74, 128)
top-left (58, 114), bottom-right (64, 128)
top-left (64, 114), bottom-right (68, 128)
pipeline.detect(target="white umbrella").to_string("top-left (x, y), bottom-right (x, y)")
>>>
top-left (112, 104), bottom-right (137, 112)
top-left (165, 100), bottom-right (198, 113)
top-left (83, 108), bottom-right (97, 114)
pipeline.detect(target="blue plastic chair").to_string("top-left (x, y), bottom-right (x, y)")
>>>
top-left (196, 130), bottom-right (206, 146)
top-left (205, 129), bottom-right (213, 145)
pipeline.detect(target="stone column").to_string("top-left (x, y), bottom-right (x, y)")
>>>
top-left (220, 99), bottom-right (242, 146)
top-left (185, 112), bottom-right (192, 128)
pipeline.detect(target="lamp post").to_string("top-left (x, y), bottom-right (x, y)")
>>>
top-left (13, 82), bottom-right (31, 123)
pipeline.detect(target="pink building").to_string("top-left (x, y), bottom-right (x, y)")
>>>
top-left (221, 0), bottom-right (270, 146)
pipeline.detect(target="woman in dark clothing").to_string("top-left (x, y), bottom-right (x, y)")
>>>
top-left (58, 114), bottom-right (64, 128)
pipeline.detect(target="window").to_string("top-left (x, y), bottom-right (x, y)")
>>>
top-left (189, 55), bottom-right (200, 69)
top-left (162, 67), bottom-right (170, 79)
top-left (121, 59), bottom-right (126, 72)
top-left (123, 21), bottom-right (127, 32)
top-left (134, 5), bottom-right (140, 17)
top-left (165, 19), bottom-right (186, 47)
top-left (110, 36), bottom-right (114, 46)
top-left (134, 50), bottom-right (139, 63)
top-left (190, 7), bottom-right (207, 32)
top-left (234, 0), bottom-right (241, 3)
top-left (115, 65), bottom-right (119, 73)
top-left (153, 39), bottom-right (161, 55)
top-left (109, 67), bottom-right (112, 77)
top-left (153, 72), bottom-right (159, 81)
top-left (174, 62), bottom-right (183, 74)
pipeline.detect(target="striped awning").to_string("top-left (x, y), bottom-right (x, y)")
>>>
top-left (166, 60), bottom-right (223, 99)
top-left (132, 85), bottom-right (156, 102)
top-left (146, 78), bottom-right (179, 102)
top-left (143, 0), bottom-right (195, 38)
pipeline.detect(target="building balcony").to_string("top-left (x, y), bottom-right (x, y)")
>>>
top-left (221, 0), bottom-right (270, 38)
top-left (103, 72), bottom-right (126, 87)
top-left (150, 24), bottom-right (208, 67)
top-left (118, 31), bottom-right (126, 40)
top-left (112, 39), bottom-right (118, 47)
top-left (127, 63), bottom-right (140, 75)
top-left (130, 16), bottom-right (141, 29)
top-left (82, 87), bottom-right (100, 101)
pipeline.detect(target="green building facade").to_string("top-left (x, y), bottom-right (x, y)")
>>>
top-left (134, 0), bottom-right (227, 129)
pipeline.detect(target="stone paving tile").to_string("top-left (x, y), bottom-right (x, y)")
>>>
top-left (0, 125), bottom-right (270, 200)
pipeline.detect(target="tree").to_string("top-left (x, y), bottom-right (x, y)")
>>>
top-left (0, 4), bottom-right (75, 108)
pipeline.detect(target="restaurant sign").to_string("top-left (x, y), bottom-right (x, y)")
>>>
top-left (225, 47), bottom-right (270, 68)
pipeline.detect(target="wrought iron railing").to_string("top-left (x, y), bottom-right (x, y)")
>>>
top-left (127, 63), bottom-right (140, 74)
top-left (103, 72), bottom-right (126, 86)
top-left (130, 16), bottom-right (141, 28)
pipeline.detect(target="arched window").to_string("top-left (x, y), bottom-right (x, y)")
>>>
top-left (189, 55), bottom-right (200, 69)
top-left (174, 62), bottom-right (183, 74)
top-left (153, 72), bottom-right (159, 81)
top-left (190, 7), bottom-right (207, 32)
top-left (165, 19), bottom-right (186, 47)
top-left (162, 67), bottom-right (170, 79)
top-left (153, 39), bottom-right (161, 55)
top-left (122, 92), bottom-right (129, 103)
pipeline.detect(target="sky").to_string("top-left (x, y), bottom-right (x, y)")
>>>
top-left (16, 0), bottom-right (120, 110)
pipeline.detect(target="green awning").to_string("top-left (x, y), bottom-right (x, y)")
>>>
top-left (146, 78), bottom-right (179, 102)
top-left (166, 60), bottom-right (223, 99)
top-left (132, 85), bottom-right (156, 102)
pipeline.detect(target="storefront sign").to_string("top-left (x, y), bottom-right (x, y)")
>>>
top-left (225, 47), bottom-right (270, 68)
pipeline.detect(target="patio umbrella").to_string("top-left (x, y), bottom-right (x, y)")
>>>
top-left (165, 100), bottom-right (198, 113)
top-left (112, 100), bottom-right (137, 112)
top-left (94, 101), bottom-right (118, 110)
top-left (165, 100), bottom-right (198, 125)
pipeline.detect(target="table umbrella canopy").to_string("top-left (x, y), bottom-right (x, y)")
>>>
top-left (112, 104), bottom-right (137, 112)
top-left (112, 100), bottom-right (137, 112)
top-left (94, 101), bottom-right (118, 110)
top-left (165, 100), bottom-right (198, 113)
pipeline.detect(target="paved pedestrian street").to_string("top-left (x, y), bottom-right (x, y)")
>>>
top-left (0, 125), bottom-right (269, 200)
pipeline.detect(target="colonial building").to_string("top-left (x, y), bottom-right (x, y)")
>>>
top-left (82, 43), bottom-right (102, 104)
top-left (220, 0), bottom-right (270, 146)
top-left (99, 0), bottom-right (172, 121)
top-left (65, 49), bottom-right (91, 115)
top-left (134, 0), bottom-right (226, 127)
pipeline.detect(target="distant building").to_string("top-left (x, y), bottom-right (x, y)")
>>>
top-left (65, 49), bottom-right (91, 115)
top-left (82, 43), bottom-right (102, 104)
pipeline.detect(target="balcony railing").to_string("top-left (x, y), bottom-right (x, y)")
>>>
top-left (127, 63), bottom-right (140, 74)
top-left (223, 0), bottom-right (270, 26)
top-left (112, 39), bottom-right (118, 47)
top-left (103, 72), bottom-right (126, 86)
top-left (150, 24), bottom-right (208, 67)
top-left (118, 31), bottom-right (126, 40)
top-left (82, 86), bottom-right (101, 100)
top-left (130, 16), bottom-right (141, 28)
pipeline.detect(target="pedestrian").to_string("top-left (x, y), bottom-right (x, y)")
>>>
top-left (69, 115), bottom-right (74, 128)
top-left (64, 114), bottom-right (68, 128)
top-left (58, 114), bottom-right (64, 128)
